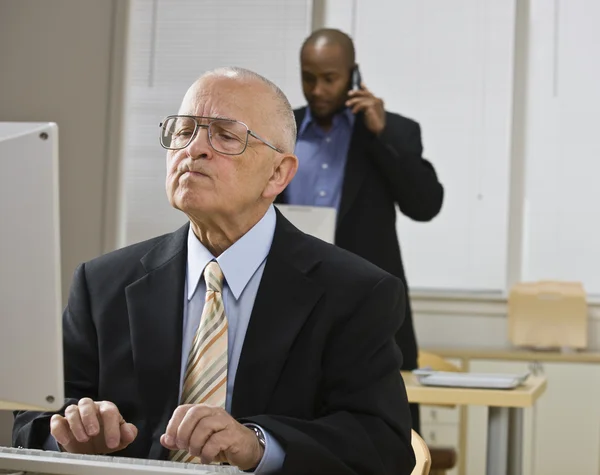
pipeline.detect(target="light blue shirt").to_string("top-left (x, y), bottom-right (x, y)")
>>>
top-left (286, 107), bottom-right (355, 210)
top-left (182, 205), bottom-right (283, 473)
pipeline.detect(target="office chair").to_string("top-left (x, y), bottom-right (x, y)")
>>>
top-left (411, 429), bottom-right (431, 475)
top-left (417, 351), bottom-right (460, 475)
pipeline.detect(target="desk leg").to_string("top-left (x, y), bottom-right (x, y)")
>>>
top-left (507, 408), bottom-right (524, 475)
top-left (487, 407), bottom-right (509, 475)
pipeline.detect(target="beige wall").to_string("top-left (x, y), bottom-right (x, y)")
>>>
top-left (0, 0), bottom-right (126, 304)
top-left (412, 295), bottom-right (600, 351)
top-left (0, 0), bottom-right (127, 447)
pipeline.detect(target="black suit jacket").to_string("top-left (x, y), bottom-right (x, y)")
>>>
top-left (14, 212), bottom-right (415, 475)
top-left (277, 108), bottom-right (444, 370)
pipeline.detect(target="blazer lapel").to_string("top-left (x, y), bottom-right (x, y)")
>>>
top-left (231, 212), bottom-right (324, 417)
top-left (337, 114), bottom-right (371, 225)
top-left (125, 223), bottom-right (188, 458)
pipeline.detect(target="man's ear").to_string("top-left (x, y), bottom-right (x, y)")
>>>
top-left (263, 153), bottom-right (298, 199)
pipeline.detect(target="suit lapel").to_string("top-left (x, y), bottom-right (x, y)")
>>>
top-left (125, 224), bottom-right (188, 457)
top-left (231, 212), bottom-right (323, 417)
top-left (337, 114), bottom-right (371, 224)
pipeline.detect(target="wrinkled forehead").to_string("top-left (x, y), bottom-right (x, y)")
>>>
top-left (178, 76), bottom-right (267, 126)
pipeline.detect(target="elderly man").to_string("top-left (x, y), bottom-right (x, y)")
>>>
top-left (13, 67), bottom-right (415, 474)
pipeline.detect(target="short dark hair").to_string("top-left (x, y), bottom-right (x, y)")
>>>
top-left (301, 28), bottom-right (355, 67)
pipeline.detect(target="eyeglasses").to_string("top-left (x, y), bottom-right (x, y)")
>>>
top-left (159, 115), bottom-right (283, 155)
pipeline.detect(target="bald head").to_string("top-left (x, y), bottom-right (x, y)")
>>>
top-left (301, 28), bottom-right (355, 68)
top-left (166, 67), bottom-right (299, 234)
top-left (184, 67), bottom-right (296, 154)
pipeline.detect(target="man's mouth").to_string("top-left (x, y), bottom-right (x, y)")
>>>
top-left (312, 101), bottom-right (328, 107)
top-left (181, 169), bottom-right (208, 178)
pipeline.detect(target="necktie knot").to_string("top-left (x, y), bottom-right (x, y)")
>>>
top-left (204, 261), bottom-right (224, 293)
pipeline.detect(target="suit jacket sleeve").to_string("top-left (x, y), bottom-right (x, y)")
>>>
top-left (13, 263), bottom-right (99, 448)
top-left (367, 113), bottom-right (444, 221)
top-left (241, 275), bottom-right (415, 475)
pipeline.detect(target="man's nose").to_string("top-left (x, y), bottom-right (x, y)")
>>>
top-left (186, 126), bottom-right (211, 158)
top-left (312, 80), bottom-right (326, 97)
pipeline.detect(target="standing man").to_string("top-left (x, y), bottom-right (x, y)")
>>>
top-left (278, 28), bottom-right (444, 431)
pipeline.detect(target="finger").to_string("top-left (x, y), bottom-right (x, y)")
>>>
top-left (346, 98), bottom-right (379, 112)
top-left (64, 403), bottom-right (89, 443)
top-left (345, 96), bottom-right (373, 107)
top-left (118, 422), bottom-right (138, 449)
top-left (159, 433), bottom-right (173, 449)
top-left (199, 431), bottom-right (230, 464)
top-left (77, 398), bottom-right (100, 438)
top-left (98, 401), bottom-right (122, 449)
top-left (177, 405), bottom-right (222, 451)
top-left (351, 102), bottom-right (371, 114)
top-left (50, 414), bottom-right (73, 447)
top-left (347, 88), bottom-right (372, 99)
top-left (187, 412), bottom-right (230, 456)
top-left (162, 404), bottom-right (193, 449)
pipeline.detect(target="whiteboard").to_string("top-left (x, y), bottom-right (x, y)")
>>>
top-left (352, 0), bottom-right (517, 292)
top-left (520, 0), bottom-right (600, 296)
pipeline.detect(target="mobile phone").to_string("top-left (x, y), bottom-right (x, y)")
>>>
top-left (350, 65), bottom-right (362, 91)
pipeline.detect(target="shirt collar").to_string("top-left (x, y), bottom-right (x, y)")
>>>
top-left (298, 107), bottom-right (355, 137)
top-left (186, 205), bottom-right (276, 301)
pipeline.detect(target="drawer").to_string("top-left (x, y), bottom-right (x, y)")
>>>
top-left (420, 404), bottom-right (460, 424)
top-left (420, 423), bottom-right (459, 447)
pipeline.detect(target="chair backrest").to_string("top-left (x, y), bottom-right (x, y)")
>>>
top-left (418, 351), bottom-right (461, 372)
top-left (411, 429), bottom-right (431, 475)
top-left (417, 351), bottom-right (462, 410)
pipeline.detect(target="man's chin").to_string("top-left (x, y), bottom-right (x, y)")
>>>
top-left (309, 104), bottom-right (333, 118)
top-left (309, 104), bottom-right (345, 120)
top-left (171, 190), bottom-right (210, 214)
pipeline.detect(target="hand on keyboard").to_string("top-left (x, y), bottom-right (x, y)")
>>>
top-left (160, 404), bottom-right (263, 471)
top-left (50, 397), bottom-right (138, 454)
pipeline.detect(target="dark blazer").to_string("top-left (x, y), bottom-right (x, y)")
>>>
top-left (13, 212), bottom-right (415, 475)
top-left (278, 108), bottom-right (444, 372)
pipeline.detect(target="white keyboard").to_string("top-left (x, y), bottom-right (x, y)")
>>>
top-left (0, 446), bottom-right (244, 475)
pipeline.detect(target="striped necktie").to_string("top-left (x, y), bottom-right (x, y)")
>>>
top-left (170, 261), bottom-right (228, 463)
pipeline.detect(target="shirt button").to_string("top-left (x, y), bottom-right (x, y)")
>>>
top-left (322, 163), bottom-right (329, 169)
top-left (319, 190), bottom-right (327, 197)
top-left (325, 137), bottom-right (331, 143)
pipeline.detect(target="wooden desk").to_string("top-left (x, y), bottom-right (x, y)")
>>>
top-left (423, 346), bottom-right (600, 364)
top-left (402, 372), bottom-right (547, 475)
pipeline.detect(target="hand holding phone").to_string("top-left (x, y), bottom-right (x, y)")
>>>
top-left (346, 66), bottom-right (386, 135)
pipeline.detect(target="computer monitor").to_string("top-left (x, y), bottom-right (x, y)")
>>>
top-left (274, 204), bottom-right (336, 244)
top-left (0, 122), bottom-right (63, 411)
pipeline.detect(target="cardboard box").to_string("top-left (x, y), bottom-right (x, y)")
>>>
top-left (508, 281), bottom-right (588, 350)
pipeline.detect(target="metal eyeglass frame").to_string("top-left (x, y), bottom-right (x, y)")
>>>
top-left (159, 115), bottom-right (283, 155)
